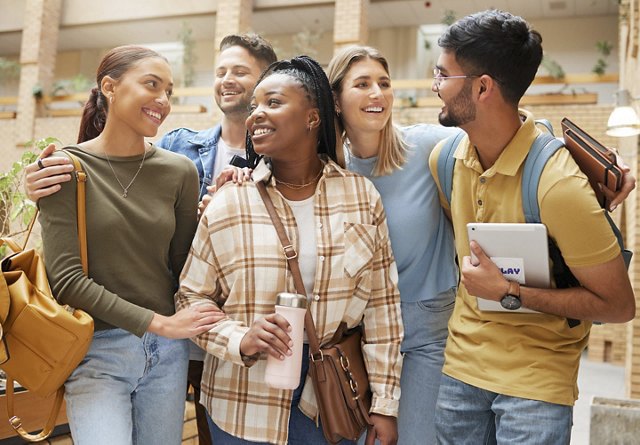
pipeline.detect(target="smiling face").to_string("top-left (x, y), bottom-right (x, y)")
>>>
top-left (214, 45), bottom-right (264, 117)
top-left (335, 58), bottom-right (393, 138)
top-left (105, 56), bottom-right (173, 137)
top-left (245, 73), bottom-right (318, 161)
top-left (432, 51), bottom-right (477, 128)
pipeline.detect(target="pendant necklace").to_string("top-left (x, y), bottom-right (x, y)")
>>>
top-left (105, 147), bottom-right (148, 198)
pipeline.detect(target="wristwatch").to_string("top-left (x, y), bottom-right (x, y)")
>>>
top-left (500, 281), bottom-right (521, 310)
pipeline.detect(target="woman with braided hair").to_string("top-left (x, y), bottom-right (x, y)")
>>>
top-left (176, 55), bottom-right (404, 445)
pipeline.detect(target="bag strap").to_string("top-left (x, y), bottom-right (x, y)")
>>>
top-left (4, 150), bottom-right (88, 441)
top-left (436, 131), bottom-right (465, 207)
top-left (255, 182), bottom-right (323, 357)
top-left (5, 375), bottom-right (65, 442)
top-left (521, 133), bottom-right (565, 224)
top-left (64, 151), bottom-right (89, 274)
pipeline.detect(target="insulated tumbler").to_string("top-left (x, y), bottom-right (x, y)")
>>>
top-left (264, 292), bottom-right (307, 390)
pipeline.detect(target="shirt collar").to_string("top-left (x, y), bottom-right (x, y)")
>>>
top-left (187, 124), bottom-right (222, 147)
top-left (456, 109), bottom-right (540, 176)
top-left (252, 155), bottom-right (346, 185)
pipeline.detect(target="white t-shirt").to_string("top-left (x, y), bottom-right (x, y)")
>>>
top-left (283, 195), bottom-right (317, 299)
top-left (213, 138), bottom-right (245, 180)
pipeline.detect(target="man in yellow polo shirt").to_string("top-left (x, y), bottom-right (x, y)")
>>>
top-left (428, 9), bottom-right (636, 444)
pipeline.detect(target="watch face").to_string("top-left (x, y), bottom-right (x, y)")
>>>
top-left (500, 294), bottom-right (521, 310)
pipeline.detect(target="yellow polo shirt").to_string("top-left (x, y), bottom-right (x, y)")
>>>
top-left (428, 110), bottom-right (620, 406)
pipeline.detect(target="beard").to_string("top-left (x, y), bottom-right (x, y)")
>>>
top-left (215, 93), bottom-right (251, 117)
top-left (438, 81), bottom-right (476, 127)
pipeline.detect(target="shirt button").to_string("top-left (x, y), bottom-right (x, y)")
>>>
top-left (314, 295), bottom-right (320, 301)
top-left (477, 199), bottom-right (483, 206)
top-left (317, 222), bottom-right (323, 228)
top-left (319, 256), bottom-right (325, 261)
top-left (479, 177), bottom-right (486, 184)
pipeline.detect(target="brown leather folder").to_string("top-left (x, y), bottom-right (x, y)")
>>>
top-left (561, 117), bottom-right (623, 209)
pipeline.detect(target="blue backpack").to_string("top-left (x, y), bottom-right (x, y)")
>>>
top-left (436, 120), bottom-right (631, 326)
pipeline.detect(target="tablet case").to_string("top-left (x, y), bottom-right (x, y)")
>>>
top-left (561, 117), bottom-right (623, 209)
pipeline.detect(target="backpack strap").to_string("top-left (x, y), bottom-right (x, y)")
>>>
top-left (534, 118), bottom-right (555, 135)
top-left (436, 131), bottom-right (465, 207)
top-left (521, 133), bottom-right (566, 223)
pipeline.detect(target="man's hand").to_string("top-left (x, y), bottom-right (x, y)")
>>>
top-left (24, 143), bottom-right (74, 202)
top-left (365, 414), bottom-right (398, 445)
top-left (460, 241), bottom-right (509, 301)
top-left (197, 166), bottom-right (252, 217)
top-left (603, 154), bottom-right (636, 212)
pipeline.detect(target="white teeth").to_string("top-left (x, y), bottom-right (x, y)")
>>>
top-left (145, 110), bottom-right (161, 120)
top-left (365, 107), bottom-right (383, 113)
top-left (222, 92), bottom-right (239, 96)
top-left (253, 128), bottom-right (273, 136)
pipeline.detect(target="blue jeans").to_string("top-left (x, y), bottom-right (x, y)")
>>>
top-left (64, 328), bottom-right (189, 445)
top-left (434, 374), bottom-right (573, 445)
top-left (207, 344), bottom-right (356, 445)
top-left (356, 295), bottom-right (453, 445)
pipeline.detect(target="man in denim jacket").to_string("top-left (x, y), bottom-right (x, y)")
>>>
top-left (158, 34), bottom-right (277, 200)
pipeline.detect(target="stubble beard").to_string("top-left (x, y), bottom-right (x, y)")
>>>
top-left (438, 81), bottom-right (476, 128)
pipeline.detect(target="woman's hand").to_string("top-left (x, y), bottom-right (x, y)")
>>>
top-left (239, 313), bottom-right (292, 359)
top-left (24, 143), bottom-right (74, 201)
top-left (365, 414), bottom-right (398, 445)
top-left (147, 303), bottom-right (225, 339)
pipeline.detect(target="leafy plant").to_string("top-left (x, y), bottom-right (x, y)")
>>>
top-left (541, 55), bottom-right (565, 79)
top-left (177, 21), bottom-right (197, 88)
top-left (442, 9), bottom-right (457, 26)
top-left (292, 28), bottom-right (324, 59)
top-left (592, 40), bottom-right (613, 76)
top-left (51, 74), bottom-right (92, 96)
top-left (0, 57), bottom-right (20, 81)
top-left (0, 137), bottom-right (59, 255)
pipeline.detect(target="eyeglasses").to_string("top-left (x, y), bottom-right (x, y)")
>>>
top-left (432, 68), bottom-right (480, 89)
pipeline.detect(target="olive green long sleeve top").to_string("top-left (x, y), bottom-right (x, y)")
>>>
top-left (39, 145), bottom-right (199, 336)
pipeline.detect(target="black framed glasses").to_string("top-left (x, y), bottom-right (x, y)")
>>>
top-left (432, 68), bottom-right (480, 89)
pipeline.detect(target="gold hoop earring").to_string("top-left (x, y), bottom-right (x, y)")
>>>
top-left (109, 95), bottom-right (114, 104)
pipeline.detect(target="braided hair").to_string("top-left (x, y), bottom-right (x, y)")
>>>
top-left (245, 55), bottom-right (337, 168)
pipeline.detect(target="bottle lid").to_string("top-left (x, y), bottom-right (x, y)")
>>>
top-left (275, 292), bottom-right (308, 309)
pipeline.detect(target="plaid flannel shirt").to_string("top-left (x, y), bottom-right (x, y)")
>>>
top-left (175, 157), bottom-right (403, 445)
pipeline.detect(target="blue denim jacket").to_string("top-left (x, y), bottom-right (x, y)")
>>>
top-left (156, 125), bottom-right (222, 199)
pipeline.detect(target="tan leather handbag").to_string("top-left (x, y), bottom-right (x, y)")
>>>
top-left (0, 151), bottom-right (94, 442)
top-left (256, 182), bottom-right (373, 444)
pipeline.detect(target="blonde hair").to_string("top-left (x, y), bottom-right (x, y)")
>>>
top-left (327, 45), bottom-right (407, 176)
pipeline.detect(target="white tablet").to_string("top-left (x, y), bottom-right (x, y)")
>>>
top-left (467, 223), bottom-right (551, 313)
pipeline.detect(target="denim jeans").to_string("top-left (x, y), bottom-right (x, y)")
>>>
top-left (434, 374), bottom-right (573, 445)
top-left (207, 344), bottom-right (356, 445)
top-left (396, 297), bottom-right (454, 445)
top-left (355, 295), bottom-right (452, 445)
top-left (64, 328), bottom-right (189, 445)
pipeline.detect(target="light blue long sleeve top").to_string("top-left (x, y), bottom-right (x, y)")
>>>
top-left (346, 124), bottom-right (460, 304)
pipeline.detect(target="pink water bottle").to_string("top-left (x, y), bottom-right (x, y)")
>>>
top-left (264, 292), bottom-right (308, 390)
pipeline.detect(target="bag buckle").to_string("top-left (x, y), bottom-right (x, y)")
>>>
top-left (310, 350), bottom-right (324, 362)
top-left (282, 245), bottom-right (297, 260)
top-left (9, 416), bottom-right (22, 430)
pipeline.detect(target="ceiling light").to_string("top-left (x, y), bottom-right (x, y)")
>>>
top-left (606, 90), bottom-right (640, 138)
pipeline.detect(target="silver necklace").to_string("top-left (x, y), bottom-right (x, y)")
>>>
top-left (105, 148), bottom-right (148, 198)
